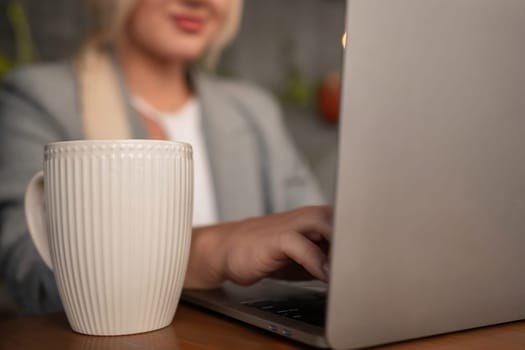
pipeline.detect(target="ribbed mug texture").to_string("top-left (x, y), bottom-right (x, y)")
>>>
top-left (43, 140), bottom-right (193, 335)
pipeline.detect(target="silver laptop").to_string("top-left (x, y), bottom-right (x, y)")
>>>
top-left (183, 0), bottom-right (525, 348)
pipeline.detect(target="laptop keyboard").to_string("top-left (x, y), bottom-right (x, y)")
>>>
top-left (242, 292), bottom-right (326, 327)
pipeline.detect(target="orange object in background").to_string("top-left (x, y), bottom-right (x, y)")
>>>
top-left (317, 72), bottom-right (341, 125)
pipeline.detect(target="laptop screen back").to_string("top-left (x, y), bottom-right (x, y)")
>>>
top-left (328, 1), bottom-right (525, 348)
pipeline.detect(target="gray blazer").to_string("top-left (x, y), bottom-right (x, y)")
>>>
top-left (0, 62), bottom-right (323, 314)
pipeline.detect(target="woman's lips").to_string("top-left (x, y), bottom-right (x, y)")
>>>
top-left (172, 15), bottom-right (205, 33)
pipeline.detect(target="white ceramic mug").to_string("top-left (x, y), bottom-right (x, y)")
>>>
top-left (24, 140), bottom-right (193, 336)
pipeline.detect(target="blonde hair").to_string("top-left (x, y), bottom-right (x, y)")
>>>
top-left (87, 0), bottom-right (243, 69)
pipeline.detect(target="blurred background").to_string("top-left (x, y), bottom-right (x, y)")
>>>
top-left (0, 0), bottom-right (344, 317)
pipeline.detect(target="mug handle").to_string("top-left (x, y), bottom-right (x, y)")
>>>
top-left (25, 171), bottom-right (53, 270)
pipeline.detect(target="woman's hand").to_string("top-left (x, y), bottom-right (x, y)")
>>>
top-left (184, 205), bottom-right (333, 289)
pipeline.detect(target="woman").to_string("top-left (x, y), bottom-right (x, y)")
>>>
top-left (0, 0), bottom-right (331, 314)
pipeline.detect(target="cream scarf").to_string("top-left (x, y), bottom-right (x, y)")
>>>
top-left (75, 45), bottom-right (132, 139)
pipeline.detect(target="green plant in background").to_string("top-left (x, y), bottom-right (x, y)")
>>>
top-left (279, 38), bottom-right (315, 108)
top-left (280, 66), bottom-right (314, 108)
top-left (0, 0), bottom-right (38, 78)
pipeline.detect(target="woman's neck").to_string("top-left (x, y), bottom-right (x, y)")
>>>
top-left (115, 38), bottom-right (192, 112)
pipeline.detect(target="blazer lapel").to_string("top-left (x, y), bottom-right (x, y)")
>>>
top-left (110, 55), bottom-right (149, 139)
top-left (193, 72), bottom-right (266, 221)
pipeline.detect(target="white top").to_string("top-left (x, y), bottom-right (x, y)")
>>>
top-left (132, 96), bottom-right (219, 226)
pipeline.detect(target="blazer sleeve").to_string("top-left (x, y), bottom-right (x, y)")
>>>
top-left (229, 82), bottom-right (326, 212)
top-left (0, 69), bottom-right (67, 314)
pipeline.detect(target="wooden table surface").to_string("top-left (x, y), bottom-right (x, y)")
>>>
top-left (1, 303), bottom-right (524, 350)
